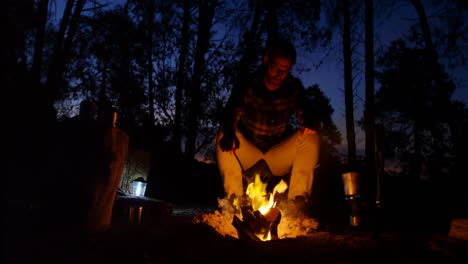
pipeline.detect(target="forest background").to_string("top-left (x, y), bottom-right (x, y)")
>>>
top-left (4, 0), bottom-right (468, 222)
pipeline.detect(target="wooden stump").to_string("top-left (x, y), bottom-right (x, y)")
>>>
top-left (85, 127), bottom-right (128, 231)
top-left (45, 121), bottom-right (128, 232)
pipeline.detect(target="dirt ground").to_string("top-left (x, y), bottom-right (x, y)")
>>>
top-left (5, 202), bottom-right (468, 264)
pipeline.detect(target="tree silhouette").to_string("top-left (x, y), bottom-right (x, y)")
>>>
top-left (375, 40), bottom-right (455, 182)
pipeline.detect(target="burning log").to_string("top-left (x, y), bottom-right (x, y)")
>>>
top-left (230, 174), bottom-right (288, 241)
top-left (232, 215), bottom-right (261, 241)
top-left (232, 204), bottom-right (282, 241)
top-left (265, 207), bottom-right (281, 240)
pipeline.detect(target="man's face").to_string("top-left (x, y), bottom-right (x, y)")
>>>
top-left (263, 56), bottom-right (293, 91)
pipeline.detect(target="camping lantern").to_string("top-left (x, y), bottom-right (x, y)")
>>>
top-left (132, 178), bottom-right (147, 197)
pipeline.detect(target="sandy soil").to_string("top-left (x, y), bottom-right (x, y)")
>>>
top-left (5, 203), bottom-right (468, 264)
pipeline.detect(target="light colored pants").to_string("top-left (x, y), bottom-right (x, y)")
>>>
top-left (215, 128), bottom-right (320, 200)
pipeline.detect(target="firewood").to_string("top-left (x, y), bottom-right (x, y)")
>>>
top-left (232, 207), bottom-right (283, 241)
top-left (260, 208), bottom-right (282, 240)
top-left (270, 209), bottom-right (281, 240)
top-left (231, 194), bottom-right (284, 240)
top-left (253, 210), bottom-right (270, 234)
top-left (232, 215), bottom-right (261, 241)
top-left (242, 210), bottom-right (261, 233)
top-left (264, 207), bottom-right (280, 223)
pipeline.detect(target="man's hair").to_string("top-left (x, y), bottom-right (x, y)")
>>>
top-left (266, 37), bottom-right (297, 64)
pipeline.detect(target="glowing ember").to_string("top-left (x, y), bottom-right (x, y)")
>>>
top-left (194, 199), bottom-right (319, 239)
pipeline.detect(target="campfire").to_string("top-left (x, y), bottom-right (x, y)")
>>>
top-left (231, 174), bottom-right (287, 241)
top-left (194, 174), bottom-right (319, 241)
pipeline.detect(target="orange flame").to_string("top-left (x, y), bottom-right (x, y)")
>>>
top-left (244, 174), bottom-right (288, 240)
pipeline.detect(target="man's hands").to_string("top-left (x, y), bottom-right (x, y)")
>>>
top-left (219, 132), bottom-right (240, 152)
top-left (277, 195), bottom-right (311, 218)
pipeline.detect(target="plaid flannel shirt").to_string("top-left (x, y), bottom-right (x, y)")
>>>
top-left (221, 70), bottom-right (306, 153)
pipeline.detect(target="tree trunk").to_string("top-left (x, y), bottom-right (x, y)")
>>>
top-left (409, 0), bottom-right (447, 182)
top-left (410, 0), bottom-right (435, 54)
top-left (236, 0), bottom-right (263, 93)
top-left (185, 0), bottom-right (216, 160)
top-left (31, 0), bottom-right (49, 86)
top-left (343, 0), bottom-right (356, 163)
top-left (265, 0), bottom-right (279, 46)
top-left (62, 0), bottom-right (85, 67)
top-left (174, 0), bottom-right (190, 153)
top-left (46, 0), bottom-right (85, 105)
top-left (411, 122), bottom-right (422, 182)
top-left (146, 1), bottom-right (156, 126)
top-left (364, 0), bottom-right (377, 204)
top-left (409, 0), bottom-right (445, 92)
top-left (43, 0), bottom-right (73, 118)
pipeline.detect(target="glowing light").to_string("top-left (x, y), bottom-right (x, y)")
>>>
top-left (132, 180), bottom-right (147, 197)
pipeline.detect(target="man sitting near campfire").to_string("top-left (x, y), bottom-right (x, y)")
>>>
top-left (215, 36), bottom-right (321, 217)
